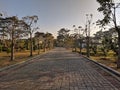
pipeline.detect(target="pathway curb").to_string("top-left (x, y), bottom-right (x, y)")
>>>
top-left (82, 55), bottom-right (120, 82)
top-left (0, 51), bottom-right (48, 72)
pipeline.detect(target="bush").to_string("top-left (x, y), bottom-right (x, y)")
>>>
top-left (2, 47), bottom-right (7, 51)
top-left (0, 45), bottom-right (2, 52)
top-left (81, 52), bottom-right (86, 55)
top-left (6, 48), bottom-right (11, 54)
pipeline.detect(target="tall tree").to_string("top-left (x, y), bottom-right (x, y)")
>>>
top-left (34, 32), bottom-right (44, 54)
top-left (0, 16), bottom-right (28, 60)
top-left (44, 32), bottom-right (54, 50)
top-left (73, 25), bottom-right (78, 52)
top-left (57, 28), bottom-right (70, 47)
top-left (96, 0), bottom-right (120, 68)
top-left (22, 15), bottom-right (39, 56)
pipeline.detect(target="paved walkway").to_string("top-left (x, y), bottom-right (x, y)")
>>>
top-left (0, 48), bottom-right (119, 90)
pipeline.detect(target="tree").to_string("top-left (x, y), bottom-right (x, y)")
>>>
top-left (16, 39), bottom-right (26, 51)
top-left (72, 25), bottom-right (77, 52)
top-left (96, 0), bottom-right (120, 68)
top-left (57, 28), bottom-right (70, 47)
top-left (0, 16), bottom-right (28, 60)
top-left (93, 29), bottom-right (118, 56)
top-left (0, 14), bottom-right (8, 50)
top-left (22, 15), bottom-right (39, 56)
top-left (73, 25), bottom-right (84, 53)
top-left (34, 32), bottom-right (44, 54)
top-left (35, 32), bottom-right (54, 53)
top-left (101, 32), bottom-right (111, 56)
top-left (109, 27), bottom-right (118, 55)
top-left (72, 33), bottom-right (79, 52)
top-left (44, 33), bottom-right (54, 50)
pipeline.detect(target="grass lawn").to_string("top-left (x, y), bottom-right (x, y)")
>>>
top-left (0, 50), bottom-right (45, 68)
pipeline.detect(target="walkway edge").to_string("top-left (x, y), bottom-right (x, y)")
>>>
top-left (82, 55), bottom-right (120, 82)
top-left (0, 51), bottom-right (48, 72)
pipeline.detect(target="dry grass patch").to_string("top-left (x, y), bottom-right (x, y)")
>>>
top-left (0, 50), bottom-right (44, 68)
top-left (78, 49), bottom-right (120, 72)
top-left (90, 55), bottom-right (120, 72)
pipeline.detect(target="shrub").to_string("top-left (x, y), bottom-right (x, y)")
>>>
top-left (0, 45), bottom-right (2, 52)
top-left (6, 48), bottom-right (11, 55)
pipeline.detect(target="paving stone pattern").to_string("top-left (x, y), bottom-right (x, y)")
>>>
top-left (0, 48), bottom-right (119, 90)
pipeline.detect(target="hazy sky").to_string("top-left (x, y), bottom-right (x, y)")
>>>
top-left (0, 0), bottom-right (119, 37)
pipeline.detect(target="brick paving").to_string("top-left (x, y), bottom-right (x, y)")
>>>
top-left (0, 48), bottom-right (120, 90)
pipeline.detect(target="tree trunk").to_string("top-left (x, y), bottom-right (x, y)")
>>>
top-left (117, 31), bottom-right (120, 68)
top-left (38, 44), bottom-right (40, 54)
top-left (86, 36), bottom-right (90, 57)
top-left (10, 33), bottom-right (14, 61)
top-left (44, 46), bottom-right (46, 52)
top-left (43, 42), bottom-right (46, 52)
top-left (30, 33), bottom-right (33, 56)
top-left (79, 39), bottom-right (82, 54)
top-left (112, 6), bottom-right (120, 68)
top-left (75, 39), bottom-right (77, 52)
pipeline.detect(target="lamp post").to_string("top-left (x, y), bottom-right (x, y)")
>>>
top-left (85, 14), bottom-right (93, 57)
top-left (73, 25), bottom-right (77, 52)
top-left (78, 26), bottom-right (83, 54)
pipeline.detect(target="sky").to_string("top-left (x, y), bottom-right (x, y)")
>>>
top-left (0, 0), bottom-right (120, 37)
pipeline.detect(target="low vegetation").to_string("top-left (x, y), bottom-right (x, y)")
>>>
top-left (0, 49), bottom-right (47, 68)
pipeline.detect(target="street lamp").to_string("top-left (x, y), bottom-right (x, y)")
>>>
top-left (78, 26), bottom-right (83, 54)
top-left (73, 25), bottom-right (78, 52)
top-left (85, 14), bottom-right (93, 57)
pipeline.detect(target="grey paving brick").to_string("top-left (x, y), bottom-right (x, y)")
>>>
top-left (0, 48), bottom-right (119, 90)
